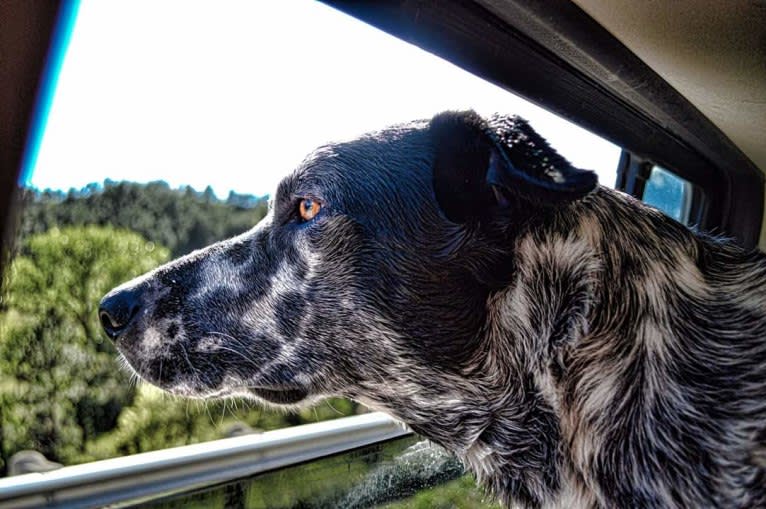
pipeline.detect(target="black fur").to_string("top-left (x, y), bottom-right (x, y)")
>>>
top-left (100, 111), bottom-right (766, 508)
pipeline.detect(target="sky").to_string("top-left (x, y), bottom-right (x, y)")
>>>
top-left (28, 0), bottom-right (621, 198)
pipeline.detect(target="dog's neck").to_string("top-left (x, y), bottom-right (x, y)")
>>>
top-left (361, 188), bottom-right (766, 508)
top-left (463, 189), bottom-right (701, 507)
top-left (452, 188), bottom-right (766, 508)
top-left (381, 209), bottom-right (606, 507)
top-left (457, 213), bottom-right (603, 507)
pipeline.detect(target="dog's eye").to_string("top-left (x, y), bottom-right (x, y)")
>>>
top-left (298, 198), bottom-right (321, 222)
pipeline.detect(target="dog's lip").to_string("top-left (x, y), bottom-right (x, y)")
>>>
top-left (248, 386), bottom-right (309, 405)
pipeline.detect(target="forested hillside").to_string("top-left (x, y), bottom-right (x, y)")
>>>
top-left (17, 180), bottom-right (269, 257)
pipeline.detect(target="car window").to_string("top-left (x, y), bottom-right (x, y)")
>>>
top-left (3, 1), bottom-right (623, 502)
top-left (642, 165), bottom-right (693, 224)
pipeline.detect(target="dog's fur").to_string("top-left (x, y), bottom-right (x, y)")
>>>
top-left (100, 111), bottom-right (766, 508)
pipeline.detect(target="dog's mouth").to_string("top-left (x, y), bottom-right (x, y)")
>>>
top-left (249, 386), bottom-right (309, 405)
top-left (115, 333), bottom-right (312, 405)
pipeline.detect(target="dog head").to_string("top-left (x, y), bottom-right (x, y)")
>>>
top-left (99, 111), bottom-right (597, 416)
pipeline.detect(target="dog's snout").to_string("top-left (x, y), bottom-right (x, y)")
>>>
top-left (99, 286), bottom-right (143, 339)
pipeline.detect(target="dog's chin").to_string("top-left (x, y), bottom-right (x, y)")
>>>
top-left (152, 379), bottom-right (311, 405)
top-left (146, 378), bottom-right (311, 404)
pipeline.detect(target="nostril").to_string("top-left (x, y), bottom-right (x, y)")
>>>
top-left (98, 303), bottom-right (139, 339)
top-left (99, 309), bottom-right (117, 330)
top-left (99, 308), bottom-right (130, 332)
top-left (99, 287), bottom-right (143, 339)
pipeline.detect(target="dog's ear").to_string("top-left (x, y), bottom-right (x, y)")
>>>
top-left (430, 110), bottom-right (598, 223)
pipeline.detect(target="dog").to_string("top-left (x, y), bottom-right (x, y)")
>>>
top-left (99, 111), bottom-right (766, 508)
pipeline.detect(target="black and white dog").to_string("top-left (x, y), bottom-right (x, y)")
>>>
top-left (99, 111), bottom-right (766, 508)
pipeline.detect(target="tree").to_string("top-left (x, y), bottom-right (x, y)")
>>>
top-left (0, 226), bottom-right (169, 471)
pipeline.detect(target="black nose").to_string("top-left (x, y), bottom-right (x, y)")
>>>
top-left (99, 286), bottom-right (143, 339)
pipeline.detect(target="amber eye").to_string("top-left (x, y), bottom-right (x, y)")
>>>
top-left (298, 198), bottom-right (321, 221)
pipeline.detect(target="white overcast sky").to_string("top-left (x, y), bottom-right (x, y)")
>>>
top-left (28, 0), bottom-right (620, 198)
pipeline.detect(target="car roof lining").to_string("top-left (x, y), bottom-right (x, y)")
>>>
top-left (570, 0), bottom-right (766, 174)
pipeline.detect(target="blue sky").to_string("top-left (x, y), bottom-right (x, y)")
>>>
top-left (28, 0), bottom-right (620, 198)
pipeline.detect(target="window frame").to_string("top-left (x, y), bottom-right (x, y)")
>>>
top-left (0, 2), bottom-right (72, 274)
top-left (617, 151), bottom-right (704, 227)
top-left (323, 0), bottom-right (764, 247)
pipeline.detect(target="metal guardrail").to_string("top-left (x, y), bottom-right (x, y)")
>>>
top-left (0, 412), bottom-right (410, 509)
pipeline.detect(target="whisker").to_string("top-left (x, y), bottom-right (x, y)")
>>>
top-left (205, 331), bottom-right (263, 372)
top-left (325, 399), bottom-right (345, 416)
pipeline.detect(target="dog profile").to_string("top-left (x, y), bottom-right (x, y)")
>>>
top-left (99, 111), bottom-right (766, 508)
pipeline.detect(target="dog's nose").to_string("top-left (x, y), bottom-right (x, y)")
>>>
top-left (99, 286), bottom-right (143, 339)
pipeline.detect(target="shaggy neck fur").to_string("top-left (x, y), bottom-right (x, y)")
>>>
top-left (404, 188), bottom-right (766, 508)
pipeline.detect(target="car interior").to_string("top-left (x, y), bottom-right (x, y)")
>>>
top-left (0, 1), bottom-right (764, 506)
top-left (325, 0), bottom-right (766, 248)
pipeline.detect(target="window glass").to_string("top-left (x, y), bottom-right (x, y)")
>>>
top-left (642, 165), bottom-right (693, 223)
top-left (4, 0), bottom-right (621, 497)
top-left (145, 437), bottom-right (500, 508)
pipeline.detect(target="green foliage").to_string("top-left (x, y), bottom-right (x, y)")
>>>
top-left (84, 385), bottom-right (219, 459)
top-left (382, 475), bottom-right (502, 509)
top-left (0, 226), bottom-right (169, 470)
top-left (18, 181), bottom-right (268, 257)
top-left (84, 384), bottom-right (358, 462)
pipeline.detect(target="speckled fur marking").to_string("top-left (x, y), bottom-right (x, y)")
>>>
top-left (102, 111), bottom-right (766, 508)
